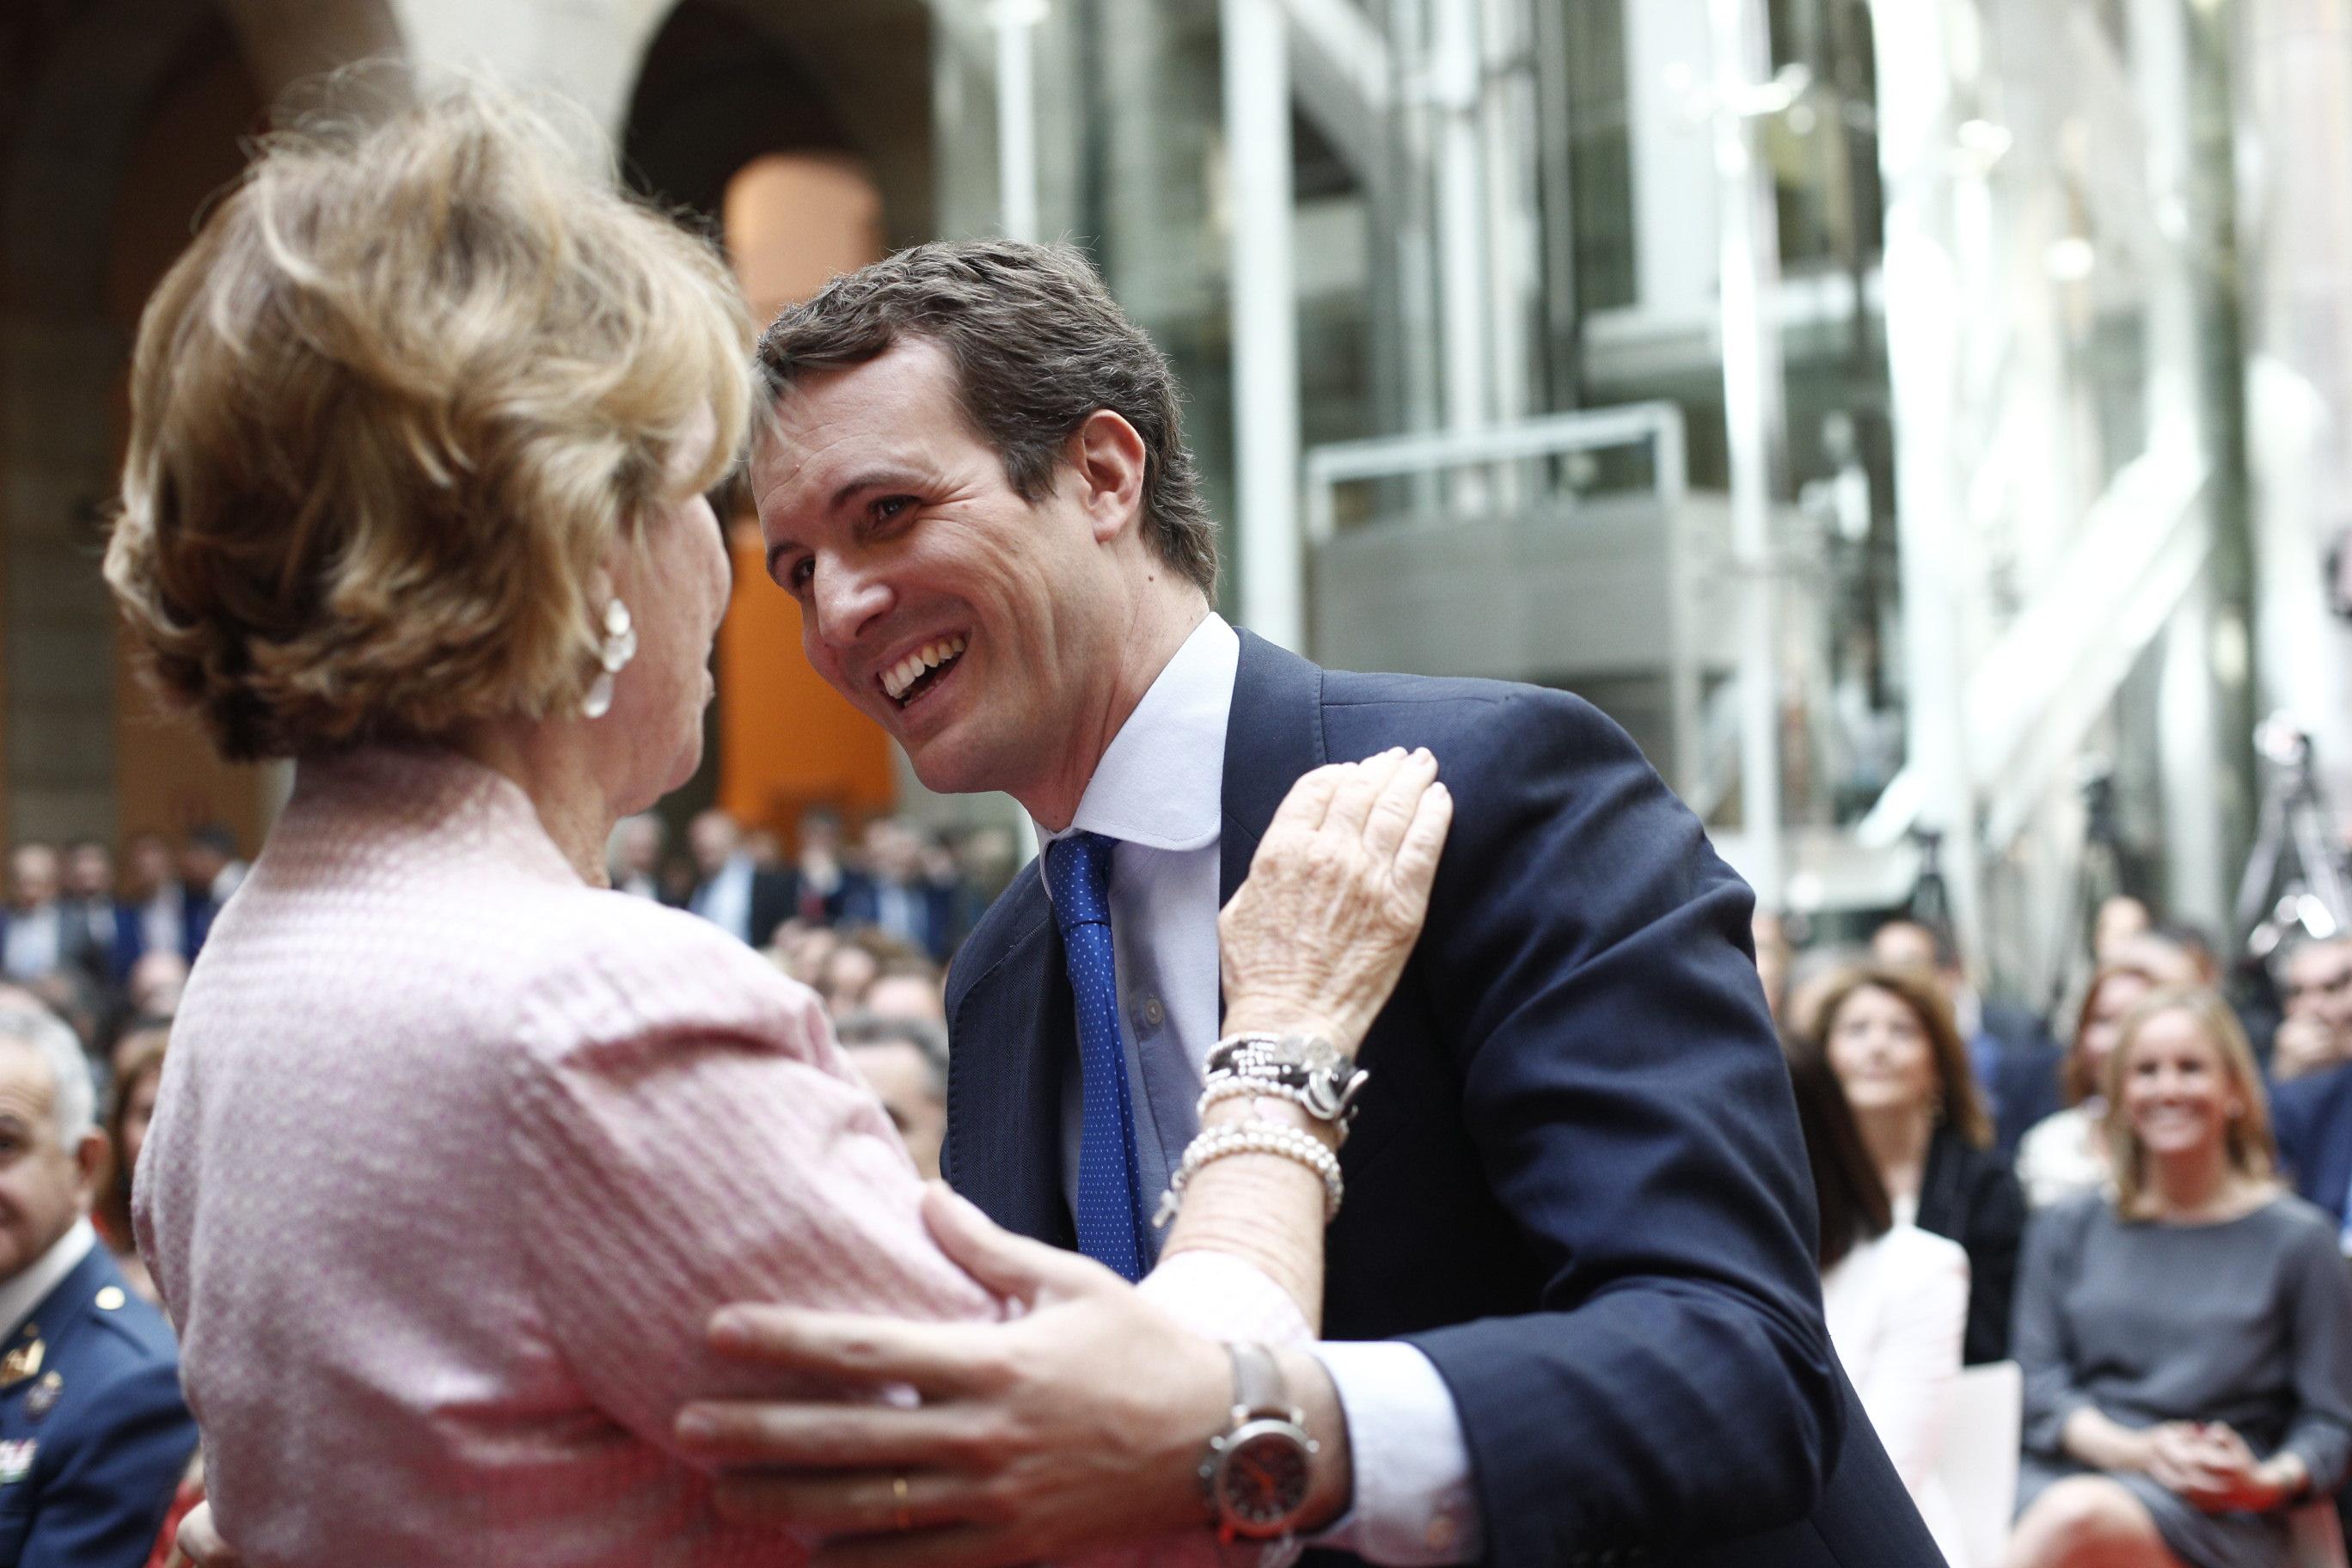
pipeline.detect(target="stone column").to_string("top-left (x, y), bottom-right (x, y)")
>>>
top-left (2235, 0), bottom-right (2352, 812)
top-left (389, 0), bottom-right (673, 143)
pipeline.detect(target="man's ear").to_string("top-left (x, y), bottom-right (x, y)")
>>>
top-left (1068, 410), bottom-right (1148, 544)
top-left (70, 1129), bottom-right (107, 1206)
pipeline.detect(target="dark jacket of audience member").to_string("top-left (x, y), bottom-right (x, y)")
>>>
top-left (2273, 1059), bottom-right (2352, 1233)
top-left (836, 875), bottom-right (959, 964)
top-left (1915, 1121), bottom-right (2028, 1366)
top-left (0, 1245), bottom-right (194, 1566)
top-left (1977, 997), bottom-right (2067, 1158)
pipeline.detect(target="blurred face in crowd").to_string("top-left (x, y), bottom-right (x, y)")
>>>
top-left (8, 847), bottom-right (57, 913)
top-left (865, 821), bottom-right (922, 883)
top-left (843, 1038), bottom-right (947, 1181)
top-left (2076, 970), bottom-right (2154, 1090)
top-left (799, 812), bottom-right (843, 861)
top-left (126, 836), bottom-right (174, 898)
top-left (0, 1044), bottom-right (101, 1284)
top-left (2116, 1007), bottom-right (2241, 1167)
top-left (2275, 938), bottom-right (2352, 1080)
top-left (2282, 939), bottom-right (2352, 1037)
top-left (615, 817), bottom-right (663, 879)
top-left (179, 839), bottom-right (225, 890)
top-left (119, 1061), bottom-right (164, 1179)
top-left (64, 844), bottom-right (112, 902)
top-left (2092, 896), bottom-right (2153, 963)
top-left (689, 811), bottom-right (740, 879)
top-left (755, 337), bottom-right (1180, 824)
top-left (126, 952), bottom-right (187, 1019)
top-left (1868, 921), bottom-right (1952, 990)
top-left (1825, 983), bottom-right (1938, 1121)
top-left (863, 971), bottom-right (948, 1026)
top-left (819, 944), bottom-right (879, 1016)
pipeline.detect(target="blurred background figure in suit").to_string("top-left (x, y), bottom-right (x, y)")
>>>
top-left (686, 808), bottom-right (794, 948)
top-left (0, 1001), bottom-right (193, 1567)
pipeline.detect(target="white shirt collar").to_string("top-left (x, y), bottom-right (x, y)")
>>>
top-left (1038, 614), bottom-right (1239, 861)
top-left (0, 1219), bottom-right (95, 1338)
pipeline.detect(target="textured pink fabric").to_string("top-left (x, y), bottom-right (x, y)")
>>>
top-left (134, 747), bottom-right (1302, 1568)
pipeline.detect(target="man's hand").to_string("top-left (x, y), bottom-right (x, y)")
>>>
top-left (2270, 1015), bottom-right (2343, 1081)
top-left (677, 1185), bottom-right (1274, 1568)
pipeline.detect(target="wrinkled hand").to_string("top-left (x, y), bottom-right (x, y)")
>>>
top-left (676, 1185), bottom-right (1235, 1568)
top-left (1218, 747), bottom-right (1452, 1050)
top-left (2147, 1423), bottom-right (2294, 1512)
top-left (2271, 1015), bottom-right (2344, 1081)
top-left (171, 1502), bottom-right (237, 1568)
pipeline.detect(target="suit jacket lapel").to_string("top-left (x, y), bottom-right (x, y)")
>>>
top-left (1219, 631), bottom-right (1330, 909)
top-left (942, 866), bottom-right (1077, 1250)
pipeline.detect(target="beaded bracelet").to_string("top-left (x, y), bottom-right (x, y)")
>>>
top-left (1154, 1120), bottom-right (1345, 1228)
top-left (1196, 1075), bottom-right (1348, 1140)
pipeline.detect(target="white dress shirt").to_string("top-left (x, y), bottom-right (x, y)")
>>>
top-left (691, 854), bottom-right (756, 945)
top-left (2, 903), bottom-right (61, 983)
top-left (140, 889), bottom-right (185, 960)
top-left (1037, 614), bottom-right (1484, 1565)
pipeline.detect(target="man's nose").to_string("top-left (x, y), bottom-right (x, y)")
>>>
top-left (810, 559), bottom-right (893, 648)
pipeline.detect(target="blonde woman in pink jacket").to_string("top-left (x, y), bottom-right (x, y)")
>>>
top-left (107, 82), bottom-right (1449, 1568)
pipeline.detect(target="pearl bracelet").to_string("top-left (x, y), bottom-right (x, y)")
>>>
top-left (1154, 1119), bottom-right (1345, 1228)
top-left (1196, 1075), bottom-right (1347, 1140)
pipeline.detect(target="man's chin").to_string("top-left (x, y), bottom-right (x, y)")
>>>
top-left (901, 730), bottom-right (1018, 802)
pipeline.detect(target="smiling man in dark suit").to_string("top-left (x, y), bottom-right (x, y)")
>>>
top-left (686, 240), bottom-right (1940, 1568)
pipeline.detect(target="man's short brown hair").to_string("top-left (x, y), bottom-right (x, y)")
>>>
top-left (754, 240), bottom-right (1218, 595)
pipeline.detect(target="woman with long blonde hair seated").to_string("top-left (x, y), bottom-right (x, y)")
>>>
top-left (2008, 989), bottom-right (2352, 1568)
top-left (112, 81), bottom-right (1449, 1566)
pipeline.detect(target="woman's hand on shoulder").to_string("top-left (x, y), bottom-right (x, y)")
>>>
top-left (1218, 748), bottom-right (1452, 1052)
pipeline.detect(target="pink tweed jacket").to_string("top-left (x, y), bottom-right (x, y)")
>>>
top-left (135, 748), bottom-right (1299, 1567)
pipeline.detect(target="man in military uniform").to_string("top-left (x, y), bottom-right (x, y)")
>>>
top-left (0, 1000), bottom-right (193, 1566)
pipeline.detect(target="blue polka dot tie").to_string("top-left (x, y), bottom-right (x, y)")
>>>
top-left (1045, 831), bottom-right (1149, 1282)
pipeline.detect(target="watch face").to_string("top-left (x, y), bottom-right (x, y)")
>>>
top-left (1219, 1422), bottom-right (1314, 1532)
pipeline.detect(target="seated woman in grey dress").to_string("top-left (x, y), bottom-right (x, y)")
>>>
top-left (2009, 987), bottom-right (2352, 1568)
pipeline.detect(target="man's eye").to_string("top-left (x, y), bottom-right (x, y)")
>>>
top-left (787, 558), bottom-right (816, 591)
top-left (873, 495), bottom-right (917, 524)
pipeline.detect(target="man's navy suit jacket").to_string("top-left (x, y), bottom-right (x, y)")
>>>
top-left (944, 634), bottom-right (1939, 1567)
top-left (2273, 1060), bottom-right (2352, 1228)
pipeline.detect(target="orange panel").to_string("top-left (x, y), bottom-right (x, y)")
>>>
top-left (716, 530), bottom-right (896, 838)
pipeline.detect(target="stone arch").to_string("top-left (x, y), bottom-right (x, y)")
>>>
top-left (0, 0), bottom-right (401, 846)
top-left (622, 0), bottom-right (933, 244)
top-left (620, 0), bottom-right (934, 842)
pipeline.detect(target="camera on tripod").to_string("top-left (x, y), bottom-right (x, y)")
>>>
top-left (2236, 713), bottom-right (2351, 963)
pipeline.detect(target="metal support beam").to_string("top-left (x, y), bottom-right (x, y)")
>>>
top-left (1710, 0), bottom-right (1786, 907)
top-left (1870, 0), bottom-right (1984, 957)
top-left (1223, 0), bottom-right (1306, 648)
top-left (992, 0), bottom-right (1045, 242)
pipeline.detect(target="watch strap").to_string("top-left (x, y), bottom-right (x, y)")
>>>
top-left (1229, 1341), bottom-right (1291, 1421)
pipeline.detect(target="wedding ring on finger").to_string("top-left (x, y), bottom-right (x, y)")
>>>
top-left (891, 1473), bottom-right (913, 1531)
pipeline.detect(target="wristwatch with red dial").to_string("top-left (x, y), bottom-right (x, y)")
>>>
top-left (1200, 1341), bottom-right (1320, 1544)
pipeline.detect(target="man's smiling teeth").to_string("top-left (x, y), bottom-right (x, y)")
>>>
top-left (881, 635), bottom-right (969, 702)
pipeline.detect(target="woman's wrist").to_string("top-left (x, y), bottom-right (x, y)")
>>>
top-left (2062, 1409), bottom-right (2147, 1473)
top-left (2256, 1453), bottom-right (2309, 1507)
top-left (1200, 1092), bottom-right (1341, 1149)
top-left (1218, 1002), bottom-right (1351, 1054)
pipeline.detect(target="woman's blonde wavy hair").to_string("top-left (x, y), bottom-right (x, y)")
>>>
top-left (106, 77), bottom-right (755, 760)
top-left (2099, 986), bottom-right (2276, 1216)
